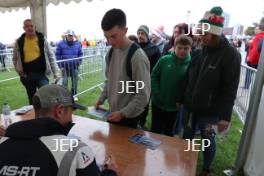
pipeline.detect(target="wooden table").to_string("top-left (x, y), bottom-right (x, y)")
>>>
top-left (17, 111), bottom-right (198, 176)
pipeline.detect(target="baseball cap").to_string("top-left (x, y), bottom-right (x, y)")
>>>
top-left (66, 30), bottom-right (75, 36)
top-left (33, 84), bottom-right (86, 110)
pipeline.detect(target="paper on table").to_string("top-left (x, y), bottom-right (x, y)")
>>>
top-left (14, 105), bottom-right (33, 115)
top-left (87, 106), bottom-right (111, 120)
top-left (128, 134), bottom-right (161, 150)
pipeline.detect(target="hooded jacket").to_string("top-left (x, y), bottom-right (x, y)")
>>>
top-left (151, 52), bottom-right (191, 111)
top-left (184, 35), bottom-right (241, 121)
top-left (139, 40), bottom-right (161, 72)
top-left (0, 118), bottom-right (116, 176)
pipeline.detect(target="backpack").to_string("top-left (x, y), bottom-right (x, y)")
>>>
top-left (107, 43), bottom-right (140, 80)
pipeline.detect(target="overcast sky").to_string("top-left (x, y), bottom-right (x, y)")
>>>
top-left (0, 0), bottom-right (264, 43)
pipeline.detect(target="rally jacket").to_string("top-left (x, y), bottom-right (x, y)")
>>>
top-left (0, 118), bottom-right (116, 176)
top-left (13, 32), bottom-right (60, 78)
top-left (184, 35), bottom-right (241, 121)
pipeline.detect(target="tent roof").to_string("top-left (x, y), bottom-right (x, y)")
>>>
top-left (0, 0), bottom-right (93, 12)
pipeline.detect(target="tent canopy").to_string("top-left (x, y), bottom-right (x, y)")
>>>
top-left (0, 0), bottom-right (94, 35)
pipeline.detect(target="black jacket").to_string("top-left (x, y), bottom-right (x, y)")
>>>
top-left (0, 118), bottom-right (116, 176)
top-left (184, 35), bottom-right (241, 121)
top-left (139, 41), bottom-right (161, 72)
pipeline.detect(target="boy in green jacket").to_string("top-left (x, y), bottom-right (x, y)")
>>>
top-left (151, 35), bottom-right (192, 136)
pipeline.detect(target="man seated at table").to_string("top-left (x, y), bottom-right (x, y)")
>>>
top-left (0, 84), bottom-right (117, 176)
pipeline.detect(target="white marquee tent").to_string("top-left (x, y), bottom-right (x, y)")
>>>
top-left (1, 1), bottom-right (264, 175)
top-left (0, 0), bottom-right (95, 36)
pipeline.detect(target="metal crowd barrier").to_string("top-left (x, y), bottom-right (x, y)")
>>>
top-left (55, 47), bottom-right (107, 97)
top-left (0, 47), bottom-right (108, 97)
top-left (234, 64), bottom-right (257, 123)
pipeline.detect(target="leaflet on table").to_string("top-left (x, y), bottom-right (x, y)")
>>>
top-left (14, 105), bottom-right (33, 115)
top-left (88, 107), bottom-right (111, 120)
top-left (128, 134), bottom-right (161, 150)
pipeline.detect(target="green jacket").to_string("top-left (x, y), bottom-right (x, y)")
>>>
top-left (151, 52), bottom-right (191, 111)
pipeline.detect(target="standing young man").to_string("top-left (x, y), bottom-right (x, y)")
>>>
top-left (96, 9), bottom-right (151, 128)
top-left (13, 19), bottom-right (60, 104)
top-left (137, 25), bottom-right (161, 128)
top-left (184, 7), bottom-right (241, 176)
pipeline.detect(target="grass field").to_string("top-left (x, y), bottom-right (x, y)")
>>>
top-left (0, 66), bottom-right (244, 176)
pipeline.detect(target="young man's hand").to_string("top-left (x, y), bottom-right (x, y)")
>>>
top-left (107, 111), bottom-right (124, 122)
top-left (95, 100), bottom-right (103, 110)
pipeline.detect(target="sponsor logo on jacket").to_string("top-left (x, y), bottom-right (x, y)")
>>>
top-left (0, 166), bottom-right (40, 176)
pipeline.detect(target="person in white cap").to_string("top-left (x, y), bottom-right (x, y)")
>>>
top-left (56, 30), bottom-right (83, 101)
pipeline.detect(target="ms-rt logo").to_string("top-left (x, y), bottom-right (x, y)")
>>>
top-left (0, 166), bottom-right (40, 176)
top-left (184, 139), bottom-right (211, 151)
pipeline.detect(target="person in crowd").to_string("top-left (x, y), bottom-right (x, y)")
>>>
top-left (151, 35), bottom-right (192, 137)
top-left (183, 7), bottom-right (241, 176)
top-left (151, 26), bottom-right (167, 53)
top-left (137, 24), bottom-right (161, 128)
top-left (13, 19), bottom-right (60, 104)
top-left (0, 84), bottom-right (117, 176)
top-left (95, 8), bottom-right (150, 129)
top-left (128, 34), bottom-right (138, 43)
top-left (244, 24), bottom-right (264, 88)
top-left (56, 30), bottom-right (83, 101)
top-left (163, 23), bottom-right (192, 55)
top-left (0, 41), bottom-right (6, 72)
top-left (81, 38), bottom-right (89, 48)
top-left (246, 24), bottom-right (264, 68)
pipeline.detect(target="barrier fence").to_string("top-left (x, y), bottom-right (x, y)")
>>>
top-left (234, 64), bottom-right (257, 123)
top-left (0, 46), bottom-right (256, 123)
top-left (0, 47), bottom-right (108, 98)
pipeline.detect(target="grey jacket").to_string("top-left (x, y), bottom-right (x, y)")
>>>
top-left (13, 33), bottom-right (59, 77)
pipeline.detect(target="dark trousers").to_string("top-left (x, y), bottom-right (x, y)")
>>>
top-left (174, 106), bottom-right (185, 135)
top-left (138, 103), bottom-right (149, 128)
top-left (183, 113), bottom-right (217, 171)
top-left (20, 73), bottom-right (49, 104)
top-left (0, 55), bottom-right (6, 70)
top-left (62, 68), bottom-right (78, 95)
top-left (151, 103), bottom-right (177, 137)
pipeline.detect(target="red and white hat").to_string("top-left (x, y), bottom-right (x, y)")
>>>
top-left (199, 6), bottom-right (225, 36)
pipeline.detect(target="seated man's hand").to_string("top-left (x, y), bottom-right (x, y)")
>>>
top-left (107, 111), bottom-right (124, 122)
top-left (0, 125), bottom-right (6, 137)
top-left (103, 155), bottom-right (118, 172)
